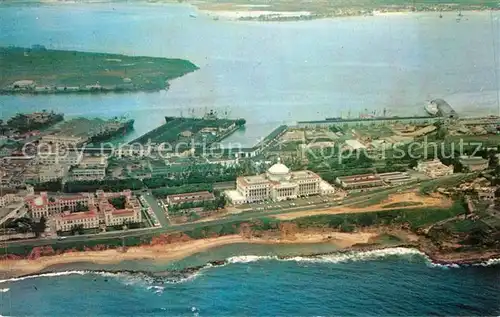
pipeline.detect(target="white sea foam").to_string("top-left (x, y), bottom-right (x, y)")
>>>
top-left (0, 270), bottom-right (87, 284)
top-left (1, 249), bottom-right (498, 286)
top-left (0, 288), bottom-right (9, 293)
top-left (228, 248), bottom-right (425, 265)
top-left (227, 255), bottom-right (278, 263)
top-left (147, 285), bottom-right (165, 294)
top-left (473, 257), bottom-right (500, 267)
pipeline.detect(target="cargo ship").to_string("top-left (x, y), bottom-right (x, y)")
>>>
top-left (424, 100), bottom-right (439, 116)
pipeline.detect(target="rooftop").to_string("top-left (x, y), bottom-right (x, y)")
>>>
top-left (58, 210), bottom-right (98, 221)
top-left (291, 170), bottom-right (320, 179)
top-left (167, 191), bottom-right (215, 200)
top-left (239, 175), bottom-right (269, 185)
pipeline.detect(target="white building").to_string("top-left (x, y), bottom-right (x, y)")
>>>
top-left (38, 164), bottom-right (68, 182)
top-left (477, 187), bottom-right (496, 201)
top-left (40, 134), bottom-right (87, 147)
top-left (415, 159), bottom-right (453, 178)
top-left (226, 160), bottom-right (331, 204)
top-left (37, 151), bottom-right (81, 166)
top-left (70, 166), bottom-right (106, 180)
top-left (0, 193), bottom-right (22, 207)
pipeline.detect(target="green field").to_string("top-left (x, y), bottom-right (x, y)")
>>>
top-left (0, 46), bottom-right (198, 93)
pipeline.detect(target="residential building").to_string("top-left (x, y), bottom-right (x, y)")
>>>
top-left (335, 174), bottom-right (384, 191)
top-left (69, 166), bottom-right (106, 180)
top-left (225, 160), bottom-right (325, 204)
top-left (38, 164), bottom-right (68, 182)
top-left (166, 191), bottom-right (215, 206)
top-left (40, 134), bottom-right (87, 146)
top-left (415, 159), bottom-right (453, 178)
top-left (37, 151), bottom-right (81, 166)
top-left (459, 156), bottom-right (489, 172)
top-left (0, 193), bottom-right (22, 207)
top-left (477, 187), bottom-right (496, 201)
top-left (78, 156), bottom-right (108, 168)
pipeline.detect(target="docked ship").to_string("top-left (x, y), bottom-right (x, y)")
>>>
top-left (424, 100), bottom-right (439, 116)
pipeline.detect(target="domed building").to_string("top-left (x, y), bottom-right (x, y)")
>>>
top-left (266, 160), bottom-right (291, 182)
top-left (225, 159), bottom-right (334, 204)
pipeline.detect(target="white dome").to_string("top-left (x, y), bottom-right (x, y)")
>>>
top-left (268, 163), bottom-right (289, 175)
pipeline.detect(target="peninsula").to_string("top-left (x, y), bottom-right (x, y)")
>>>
top-left (0, 46), bottom-right (199, 94)
top-left (192, 0), bottom-right (499, 21)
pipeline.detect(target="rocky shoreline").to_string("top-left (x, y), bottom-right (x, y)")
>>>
top-left (1, 242), bottom-right (499, 283)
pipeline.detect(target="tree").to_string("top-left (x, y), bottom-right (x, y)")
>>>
top-left (70, 224), bottom-right (84, 235)
top-left (75, 201), bottom-right (88, 212)
top-left (32, 216), bottom-right (47, 237)
top-left (488, 151), bottom-right (499, 169)
top-left (108, 196), bottom-right (126, 209)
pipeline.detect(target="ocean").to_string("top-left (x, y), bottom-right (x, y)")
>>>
top-left (1, 3), bottom-right (500, 146)
top-left (0, 246), bottom-right (499, 316)
top-left (2, 3), bottom-right (500, 315)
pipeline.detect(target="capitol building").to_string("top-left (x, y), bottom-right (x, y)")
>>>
top-left (225, 160), bottom-right (335, 204)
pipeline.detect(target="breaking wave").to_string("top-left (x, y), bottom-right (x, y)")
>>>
top-left (228, 247), bottom-right (425, 265)
top-left (0, 248), bottom-right (498, 287)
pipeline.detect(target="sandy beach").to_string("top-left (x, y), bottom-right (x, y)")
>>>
top-left (201, 10), bottom-right (312, 20)
top-left (0, 231), bottom-right (376, 277)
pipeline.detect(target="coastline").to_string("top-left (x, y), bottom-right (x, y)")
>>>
top-left (0, 231), bottom-right (377, 277)
top-left (1, 230), bottom-right (498, 279)
top-left (4, 1), bottom-right (498, 22)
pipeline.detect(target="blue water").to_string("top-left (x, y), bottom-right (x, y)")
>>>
top-left (1, 3), bottom-right (500, 145)
top-left (0, 248), bottom-right (499, 316)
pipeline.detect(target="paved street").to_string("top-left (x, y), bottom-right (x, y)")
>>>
top-left (141, 191), bottom-right (170, 228)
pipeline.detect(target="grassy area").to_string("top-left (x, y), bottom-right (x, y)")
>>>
top-left (0, 198), bottom-right (471, 257)
top-left (448, 219), bottom-right (490, 233)
top-left (419, 173), bottom-right (477, 194)
top-left (0, 46), bottom-right (198, 92)
top-left (293, 201), bottom-right (466, 231)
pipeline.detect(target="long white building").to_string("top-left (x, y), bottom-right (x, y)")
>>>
top-left (226, 160), bottom-right (333, 204)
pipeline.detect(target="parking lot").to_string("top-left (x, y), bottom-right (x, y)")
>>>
top-left (247, 195), bottom-right (343, 212)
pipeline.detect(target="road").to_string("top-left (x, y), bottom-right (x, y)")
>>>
top-left (1, 173), bottom-right (469, 250)
top-left (141, 191), bottom-right (170, 228)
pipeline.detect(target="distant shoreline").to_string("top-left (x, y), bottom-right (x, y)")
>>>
top-left (0, 46), bottom-right (198, 95)
top-left (2, 1), bottom-right (498, 22)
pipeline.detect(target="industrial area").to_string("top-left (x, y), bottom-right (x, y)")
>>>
top-left (1, 99), bottom-right (500, 262)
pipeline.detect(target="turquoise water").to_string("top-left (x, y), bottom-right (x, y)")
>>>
top-left (2, 4), bottom-right (500, 315)
top-left (1, 4), bottom-right (500, 146)
top-left (0, 247), bottom-right (499, 316)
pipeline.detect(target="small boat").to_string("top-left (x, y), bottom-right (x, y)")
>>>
top-left (189, 13), bottom-right (197, 18)
top-left (439, 13), bottom-right (443, 18)
top-left (458, 11), bottom-right (463, 17)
